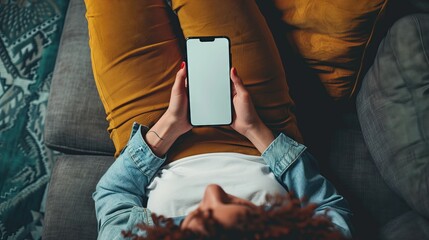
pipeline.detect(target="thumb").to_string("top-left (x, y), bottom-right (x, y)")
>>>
top-left (172, 62), bottom-right (187, 94)
top-left (230, 67), bottom-right (245, 92)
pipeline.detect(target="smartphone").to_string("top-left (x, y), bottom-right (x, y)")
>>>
top-left (186, 36), bottom-right (232, 126)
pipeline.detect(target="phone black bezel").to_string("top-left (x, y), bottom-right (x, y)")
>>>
top-left (185, 36), bottom-right (233, 127)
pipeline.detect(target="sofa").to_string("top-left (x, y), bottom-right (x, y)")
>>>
top-left (42, 0), bottom-right (429, 239)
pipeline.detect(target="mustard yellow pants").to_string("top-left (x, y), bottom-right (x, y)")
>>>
top-left (85, 0), bottom-right (302, 160)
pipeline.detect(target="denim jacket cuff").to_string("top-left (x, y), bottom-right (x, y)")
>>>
top-left (125, 122), bottom-right (166, 181)
top-left (261, 133), bottom-right (307, 177)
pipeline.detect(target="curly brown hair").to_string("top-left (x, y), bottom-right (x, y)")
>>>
top-left (122, 193), bottom-right (348, 240)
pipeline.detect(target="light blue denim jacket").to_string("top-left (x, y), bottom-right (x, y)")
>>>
top-left (94, 123), bottom-right (353, 239)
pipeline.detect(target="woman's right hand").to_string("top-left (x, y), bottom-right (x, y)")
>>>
top-left (230, 67), bottom-right (275, 153)
top-left (229, 67), bottom-right (263, 136)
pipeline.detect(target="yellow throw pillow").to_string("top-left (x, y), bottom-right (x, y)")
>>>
top-left (274, 0), bottom-right (389, 100)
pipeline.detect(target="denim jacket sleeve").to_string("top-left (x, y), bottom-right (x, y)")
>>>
top-left (93, 123), bottom-right (166, 240)
top-left (262, 133), bottom-right (353, 239)
top-left (95, 124), bottom-right (353, 239)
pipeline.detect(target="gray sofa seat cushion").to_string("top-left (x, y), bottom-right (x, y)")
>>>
top-left (357, 14), bottom-right (429, 218)
top-left (409, 0), bottom-right (429, 12)
top-left (42, 155), bottom-right (114, 240)
top-left (44, 0), bottom-right (115, 155)
top-left (327, 111), bottom-right (410, 240)
top-left (380, 211), bottom-right (429, 240)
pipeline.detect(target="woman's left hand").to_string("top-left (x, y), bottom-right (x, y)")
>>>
top-left (145, 62), bottom-right (192, 157)
top-left (163, 62), bottom-right (193, 135)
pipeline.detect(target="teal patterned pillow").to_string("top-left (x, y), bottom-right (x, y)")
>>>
top-left (0, 1), bottom-right (69, 239)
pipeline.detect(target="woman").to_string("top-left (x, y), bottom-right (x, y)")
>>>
top-left (85, 0), bottom-right (353, 239)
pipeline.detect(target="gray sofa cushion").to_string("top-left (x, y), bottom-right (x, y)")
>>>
top-left (44, 0), bottom-right (115, 155)
top-left (357, 14), bottom-right (429, 218)
top-left (380, 211), bottom-right (429, 240)
top-left (327, 111), bottom-right (410, 240)
top-left (42, 155), bottom-right (114, 240)
top-left (409, 0), bottom-right (429, 12)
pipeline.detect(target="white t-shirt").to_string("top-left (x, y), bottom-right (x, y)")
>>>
top-left (146, 152), bottom-right (287, 217)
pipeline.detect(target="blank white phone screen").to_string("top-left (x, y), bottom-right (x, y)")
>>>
top-left (187, 37), bottom-right (232, 126)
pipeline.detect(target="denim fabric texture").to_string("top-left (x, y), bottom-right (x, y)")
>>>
top-left (93, 123), bottom-right (353, 239)
top-left (357, 14), bottom-right (429, 219)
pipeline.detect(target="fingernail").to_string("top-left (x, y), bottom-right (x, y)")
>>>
top-left (180, 62), bottom-right (185, 69)
top-left (232, 68), bottom-right (237, 76)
